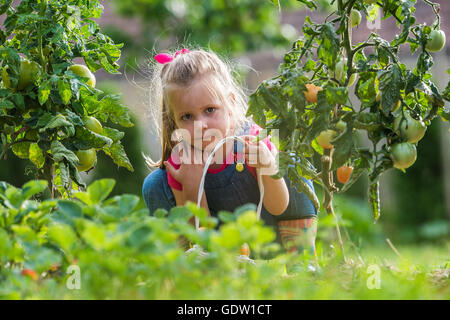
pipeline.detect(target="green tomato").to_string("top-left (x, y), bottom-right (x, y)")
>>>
top-left (393, 111), bottom-right (427, 144)
top-left (68, 64), bottom-right (96, 87)
top-left (350, 9), bottom-right (362, 28)
top-left (329, 58), bottom-right (349, 83)
top-left (316, 129), bottom-right (337, 149)
top-left (347, 73), bottom-right (358, 87)
top-left (335, 120), bottom-right (347, 132)
top-left (85, 116), bottom-right (103, 135)
top-left (75, 149), bottom-right (97, 172)
top-left (2, 59), bottom-right (42, 91)
top-left (335, 58), bottom-right (346, 82)
top-left (390, 142), bottom-right (417, 169)
top-left (425, 29), bottom-right (446, 53)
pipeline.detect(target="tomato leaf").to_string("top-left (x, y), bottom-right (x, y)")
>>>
top-left (57, 78), bottom-right (72, 105)
top-left (29, 143), bottom-right (45, 168)
top-left (331, 129), bottom-right (355, 170)
top-left (87, 179), bottom-right (116, 205)
top-left (325, 86), bottom-right (348, 105)
top-left (98, 94), bottom-right (133, 127)
top-left (378, 64), bottom-right (404, 115)
top-left (101, 141), bottom-right (134, 172)
top-left (38, 80), bottom-right (52, 105)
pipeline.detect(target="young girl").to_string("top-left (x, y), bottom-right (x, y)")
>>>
top-left (142, 48), bottom-right (318, 269)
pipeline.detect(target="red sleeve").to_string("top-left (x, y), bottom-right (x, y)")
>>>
top-left (167, 153), bottom-right (183, 191)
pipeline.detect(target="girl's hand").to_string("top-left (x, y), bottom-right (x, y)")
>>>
top-left (164, 144), bottom-right (206, 192)
top-left (241, 135), bottom-right (278, 176)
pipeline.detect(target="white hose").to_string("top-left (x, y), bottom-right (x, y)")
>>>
top-left (196, 136), bottom-right (264, 231)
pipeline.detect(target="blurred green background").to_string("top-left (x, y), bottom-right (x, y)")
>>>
top-left (1, 0), bottom-right (449, 246)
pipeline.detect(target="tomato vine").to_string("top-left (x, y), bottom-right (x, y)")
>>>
top-left (0, 0), bottom-right (134, 198)
top-left (248, 0), bottom-right (449, 227)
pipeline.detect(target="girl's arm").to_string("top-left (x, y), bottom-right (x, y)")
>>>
top-left (261, 175), bottom-right (289, 216)
top-left (242, 134), bottom-right (289, 216)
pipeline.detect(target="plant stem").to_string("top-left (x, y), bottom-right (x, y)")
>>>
top-left (42, 156), bottom-right (55, 199)
top-left (38, 0), bottom-right (47, 72)
top-left (321, 148), bottom-right (347, 261)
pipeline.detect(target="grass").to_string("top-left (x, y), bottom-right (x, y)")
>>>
top-left (269, 240), bottom-right (450, 300)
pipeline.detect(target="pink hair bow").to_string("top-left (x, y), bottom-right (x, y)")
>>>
top-left (154, 48), bottom-right (190, 64)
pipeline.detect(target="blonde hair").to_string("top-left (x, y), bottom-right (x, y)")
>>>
top-left (144, 46), bottom-right (252, 170)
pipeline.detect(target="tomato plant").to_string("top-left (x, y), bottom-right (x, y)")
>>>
top-left (0, 0), bottom-right (134, 198)
top-left (247, 0), bottom-right (449, 225)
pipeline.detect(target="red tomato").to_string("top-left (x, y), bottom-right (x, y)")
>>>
top-left (337, 166), bottom-right (354, 184)
top-left (21, 269), bottom-right (39, 281)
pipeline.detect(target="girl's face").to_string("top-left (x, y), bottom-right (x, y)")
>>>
top-left (167, 76), bottom-right (235, 151)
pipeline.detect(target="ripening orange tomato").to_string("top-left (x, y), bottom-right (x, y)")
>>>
top-left (240, 243), bottom-right (250, 256)
top-left (303, 83), bottom-right (323, 104)
top-left (21, 269), bottom-right (39, 281)
top-left (337, 165), bottom-right (354, 184)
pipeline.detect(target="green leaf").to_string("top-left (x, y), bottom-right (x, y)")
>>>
top-left (11, 141), bottom-right (30, 159)
top-left (57, 79), bottom-right (72, 105)
top-left (58, 161), bottom-right (70, 189)
top-left (98, 94), bottom-right (133, 127)
top-left (39, 113), bottom-right (75, 138)
top-left (297, 0), bottom-right (317, 10)
top-left (326, 86), bottom-right (348, 105)
top-left (50, 140), bottom-right (79, 164)
top-left (0, 99), bottom-right (15, 110)
top-left (47, 223), bottom-right (78, 252)
top-left (57, 200), bottom-right (84, 221)
top-left (38, 80), bottom-right (52, 105)
top-left (102, 141), bottom-right (134, 172)
top-left (378, 65), bottom-right (404, 115)
top-left (74, 125), bottom-right (113, 149)
top-left (317, 23), bottom-right (340, 70)
top-left (21, 180), bottom-right (48, 200)
top-left (331, 129), bottom-right (355, 170)
top-left (79, 220), bottom-right (107, 251)
top-left (168, 206), bottom-right (193, 222)
top-left (218, 211), bottom-right (236, 223)
top-left (87, 179), bottom-right (116, 204)
top-left (10, 94), bottom-right (25, 110)
top-left (154, 208), bottom-right (168, 218)
top-left (29, 143), bottom-right (45, 168)
top-left (102, 127), bottom-right (124, 142)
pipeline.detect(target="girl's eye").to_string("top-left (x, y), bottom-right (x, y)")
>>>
top-left (181, 114), bottom-right (192, 121)
top-left (206, 107), bottom-right (215, 114)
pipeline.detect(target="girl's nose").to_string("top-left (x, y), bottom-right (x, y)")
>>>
top-left (198, 117), bottom-right (208, 129)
